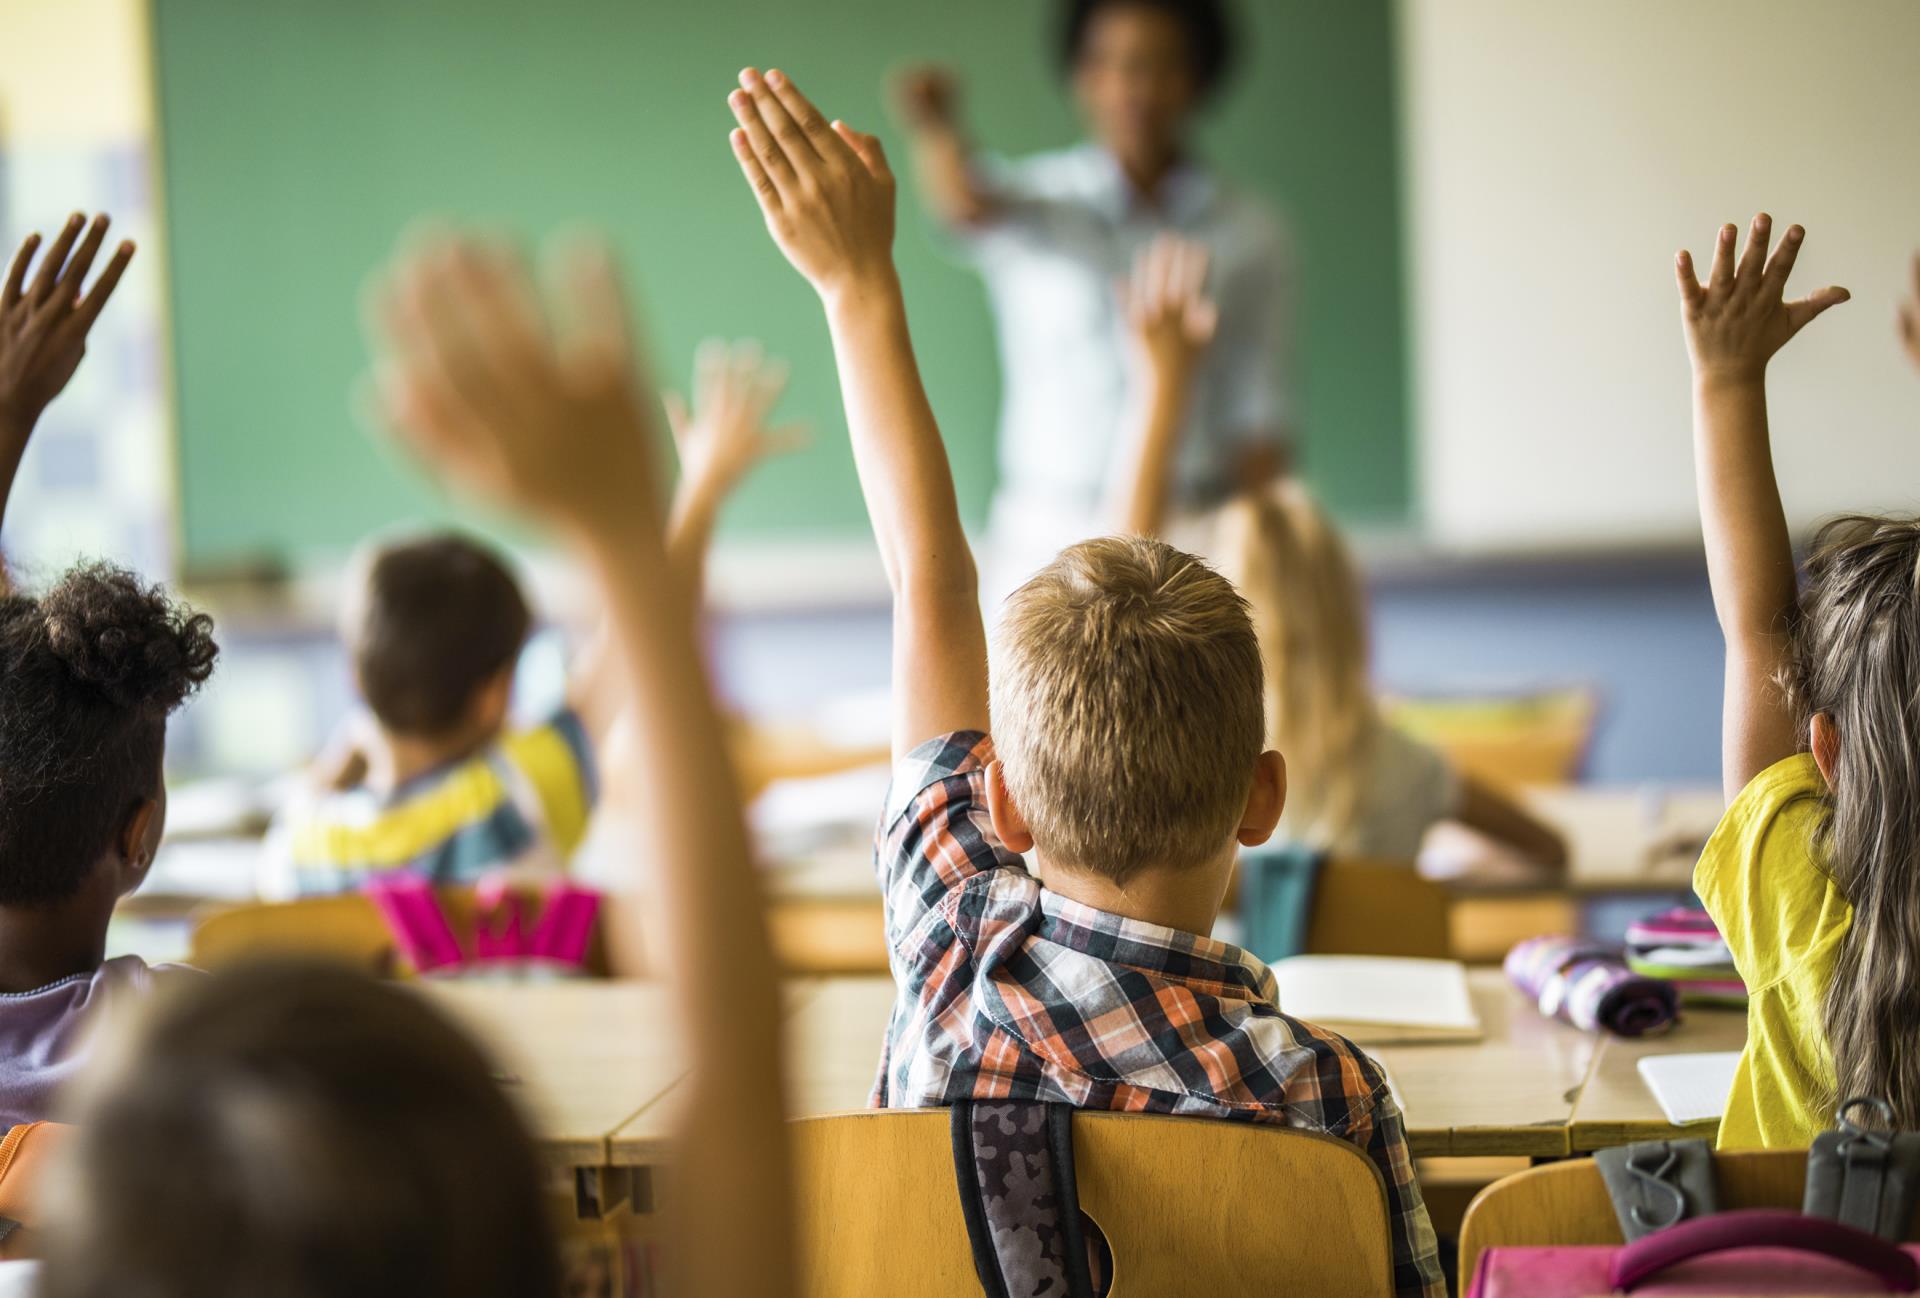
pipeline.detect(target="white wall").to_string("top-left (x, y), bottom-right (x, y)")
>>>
top-left (1398, 0), bottom-right (1920, 549)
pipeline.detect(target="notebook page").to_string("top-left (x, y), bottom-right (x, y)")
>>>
top-left (1272, 956), bottom-right (1479, 1032)
top-left (1636, 1051), bottom-right (1741, 1125)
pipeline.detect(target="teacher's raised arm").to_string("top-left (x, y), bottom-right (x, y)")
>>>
top-left (891, 1), bottom-right (1293, 605)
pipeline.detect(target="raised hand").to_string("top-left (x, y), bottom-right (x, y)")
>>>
top-left (889, 64), bottom-right (961, 130)
top-left (1123, 234), bottom-right (1218, 386)
top-left (1676, 214), bottom-right (1848, 383)
top-left (0, 213), bottom-right (136, 443)
top-left (727, 68), bottom-right (897, 301)
top-left (366, 234), bottom-right (660, 538)
top-left (1900, 253), bottom-right (1920, 374)
top-left (665, 338), bottom-right (807, 499)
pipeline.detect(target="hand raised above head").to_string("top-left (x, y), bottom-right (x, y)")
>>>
top-left (888, 63), bottom-right (961, 130)
top-left (0, 212), bottom-right (135, 441)
top-left (727, 67), bottom-right (897, 303)
top-left (364, 232), bottom-right (661, 538)
top-left (1122, 234), bottom-right (1218, 384)
top-left (1675, 214), bottom-right (1848, 384)
top-left (664, 337), bottom-right (807, 497)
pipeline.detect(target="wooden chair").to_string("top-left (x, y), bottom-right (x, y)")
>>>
top-left (1306, 859), bottom-right (1455, 959)
top-left (1458, 1149), bottom-right (1920, 1283)
top-left (187, 887), bottom-right (612, 976)
top-left (791, 1109), bottom-right (1394, 1296)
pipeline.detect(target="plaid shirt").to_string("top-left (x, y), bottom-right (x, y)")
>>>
top-left (871, 732), bottom-right (1445, 1298)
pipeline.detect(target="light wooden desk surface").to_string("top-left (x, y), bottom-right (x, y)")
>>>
top-left (437, 969), bottom-right (1752, 1175)
top-left (1570, 1002), bottom-right (1749, 1151)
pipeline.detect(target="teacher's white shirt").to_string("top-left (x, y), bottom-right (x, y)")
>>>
top-left (960, 143), bottom-right (1294, 517)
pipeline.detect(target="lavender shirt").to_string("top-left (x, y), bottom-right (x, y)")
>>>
top-left (0, 956), bottom-right (192, 1128)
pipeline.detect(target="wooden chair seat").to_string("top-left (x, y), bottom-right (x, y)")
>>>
top-left (791, 1108), bottom-right (1395, 1296)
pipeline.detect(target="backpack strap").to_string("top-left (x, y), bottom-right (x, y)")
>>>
top-left (951, 1101), bottom-right (1096, 1298)
top-left (1805, 1095), bottom-right (1920, 1241)
top-left (1594, 1138), bottom-right (1719, 1240)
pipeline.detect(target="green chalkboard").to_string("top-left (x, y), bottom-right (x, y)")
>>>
top-left (152, 0), bottom-right (1409, 571)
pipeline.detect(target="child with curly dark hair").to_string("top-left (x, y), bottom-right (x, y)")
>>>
top-left (0, 214), bottom-right (214, 1127)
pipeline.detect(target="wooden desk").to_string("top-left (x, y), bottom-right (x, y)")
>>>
top-left (1377, 971), bottom-right (1597, 1157)
top-left (612, 970), bottom-right (1601, 1164)
top-left (416, 981), bottom-right (687, 1214)
top-left (1569, 1003), bottom-right (1748, 1151)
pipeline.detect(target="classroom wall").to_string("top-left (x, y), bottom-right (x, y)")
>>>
top-left (1398, 0), bottom-right (1920, 550)
top-left (150, 0), bottom-right (1413, 575)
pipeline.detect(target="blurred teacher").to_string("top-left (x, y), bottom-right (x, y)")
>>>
top-left (894, 0), bottom-right (1292, 601)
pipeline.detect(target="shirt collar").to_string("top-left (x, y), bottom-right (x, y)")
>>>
top-left (1036, 885), bottom-right (1280, 1004)
top-left (1077, 143), bottom-right (1221, 225)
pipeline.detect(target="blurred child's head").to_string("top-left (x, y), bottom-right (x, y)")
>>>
top-left (0, 562), bottom-right (216, 907)
top-left (1060, 0), bottom-right (1232, 165)
top-left (988, 535), bottom-right (1279, 895)
top-left (1217, 482), bottom-right (1375, 850)
top-left (38, 960), bottom-right (561, 1298)
top-left (1786, 515), bottom-right (1920, 1125)
top-left (346, 532), bottom-right (530, 746)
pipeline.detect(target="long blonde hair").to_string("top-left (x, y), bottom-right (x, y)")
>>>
top-left (1789, 515), bottom-right (1920, 1126)
top-left (1215, 482), bottom-right (1375, 848)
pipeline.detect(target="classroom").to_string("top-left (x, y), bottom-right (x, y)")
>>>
top-left (0, 0), bottom-right (1917, 1295)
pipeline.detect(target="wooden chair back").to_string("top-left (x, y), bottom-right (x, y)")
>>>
top-left (1458, 1149), bottom-right (1920, 1282)
top-left (791, 1109), bottom-right (1394, 1296)
top-left (1307, 859), bottom-right (1454, 959)
top-left (187, 887), bottom-right (611, 976)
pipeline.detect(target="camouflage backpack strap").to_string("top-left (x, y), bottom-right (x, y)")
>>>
top-left (951, 1100), bottom-right (1096, 1298)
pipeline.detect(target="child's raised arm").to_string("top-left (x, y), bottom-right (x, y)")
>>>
top-left (0, 214), bottom-right (135, 537)
top-left (663, 338), bottom-right (807, 601)
top-left (1676, 214), bottom-right (1848, 799)
top-left (888, 64), bottom-right (998, 230)
top-left (364, 235), bottom-right (793, 1298)
top-left (1108, 234), bottom-right (1217, 537)
top-left (728, 66), bottom-right (988, 757)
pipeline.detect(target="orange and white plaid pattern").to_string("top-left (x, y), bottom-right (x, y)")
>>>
top-left (871, 731), bottom-right (1445, 1298)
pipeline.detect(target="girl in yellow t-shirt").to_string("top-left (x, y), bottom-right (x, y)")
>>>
top-left (1678, 213), bottom-right (1920, 1146)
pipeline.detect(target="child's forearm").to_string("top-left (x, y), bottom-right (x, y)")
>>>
top-left (822, 277), bottom-right (976, 601)
top-left (576, 521), bottom-right (793, 1298)
top-left (907, 122), bottom-right (994, 228)
top-left (1111, 372), bottom-right (1192, 537)
top-left (665, 471), bottom-right (725, 608)
top-left (1692, 375), bottom-right (1797, 645)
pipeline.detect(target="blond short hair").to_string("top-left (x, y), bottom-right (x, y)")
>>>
top-left (991, 535), bottom-right (1265, 884)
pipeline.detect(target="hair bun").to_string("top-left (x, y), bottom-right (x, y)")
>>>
top-left (40, 562), bottom-right (218, 712)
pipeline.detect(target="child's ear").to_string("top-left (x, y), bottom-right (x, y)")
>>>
top-left (1811, 712), bottom-right (1840, 786)
top-left (471, 668), bottom-right (516, 730)
top-left (115, 797), bottom-right (161, 895)
top-left (984, 759), bottom-right (1035, 853)
top-left (1236, 750), bottom-right (1287, 848)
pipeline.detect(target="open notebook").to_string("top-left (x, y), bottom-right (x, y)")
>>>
top-left (1637, 1051), bottom-right (1741, 1125)
top-left (1271, 956), bottom-right (1483, 1044)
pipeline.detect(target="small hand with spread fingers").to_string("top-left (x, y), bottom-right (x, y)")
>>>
top-left (365, 234), bottom-right (661, 541)
top-left (1675, 213), bottom-right (1849, 383)
top-left (727, 67), bottom-right (898, 302)
top-left (666, 338), bottom-right (807, 500)
top-left (1123, 234), bottom-right (1219, 388)
top-left (0, 213), bottom-right (136, 445)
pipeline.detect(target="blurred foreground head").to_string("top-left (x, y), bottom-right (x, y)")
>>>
top-left (37, 961), bottom-right (561, 1298)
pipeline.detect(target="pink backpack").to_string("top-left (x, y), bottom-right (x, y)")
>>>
top-left (364, 875), bottom-right (601, 977)
top-left (1468, 1209), bottom-right (1920, 1296)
